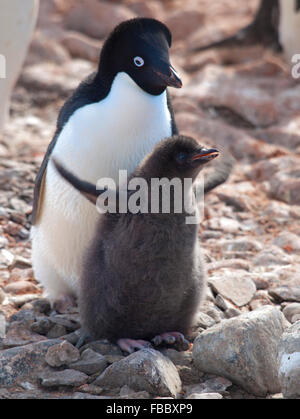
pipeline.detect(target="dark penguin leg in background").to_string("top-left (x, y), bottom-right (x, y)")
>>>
top-left (192, 0), bottom-right (281, 53)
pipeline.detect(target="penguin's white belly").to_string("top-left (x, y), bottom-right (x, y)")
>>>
top-left (31, 72), bottom-right (172, 298)
top-left (279, 0), bottom-right (300, 62)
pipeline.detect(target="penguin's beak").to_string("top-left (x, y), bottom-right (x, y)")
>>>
top-left (153, 65), bottom-right (182, 89)
top-left (191, 148), bottom-right (219, 163)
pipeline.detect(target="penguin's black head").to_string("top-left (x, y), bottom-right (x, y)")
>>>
top-left (99, 18), bottom-right (182, 96)
top-left (140, 135), bottom-right (219, 180)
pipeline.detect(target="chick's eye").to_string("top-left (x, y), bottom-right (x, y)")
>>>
top-left (134, 56), bottom-right (144, 67)
top-left (176, 153), bottom-right (186, 163)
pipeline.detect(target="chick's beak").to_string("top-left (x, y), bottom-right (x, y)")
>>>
top-left (153, 64), bottom-right (182, 89)
top-left (191, 148), bottom-right (219, 163)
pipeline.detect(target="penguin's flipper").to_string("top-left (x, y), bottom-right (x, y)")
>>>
top-left (203, 153), bottom-right (234, 194)
top-left (167, 89), bottom-right (178, 136)
top-left (31, 134), bottom-right (59, 225)
top-left (193, 152), bottom-right (235, 200)
top-left (52, 159), bottom-right (106, 206)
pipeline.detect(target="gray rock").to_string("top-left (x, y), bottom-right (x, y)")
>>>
top-left (1, 316), bottom-right (47, 349)
top-left (9, 309), bottom-right (36, 325)
top-left (0, 249), bottom-right (14, 268)
top-left (9, 294), bottom-right (39, 308)
top-left (48, 314), bottom-right (81, 332)
top-left (0, 312), bottom-right (6, 338)
top-left (214, 294), bottom-right (229, 311)
top-left (120, 385), bottom-right (150, 399)
top-left (193, 306), bottom-right (290, 396)
top-left (0, 339), bottom-right (62, 387)
top-left (0, 236), bottom-right (9, 248)
top-left (32, 314), bottom-right (80, 337)
top-left (200, 304), bottom-right (225, 323)
top-left (269, 287), bottom-right (300, 303)
top-left (46, 324), bottom-right (67, 338)
top-left (269, 171), bottom-right (300, 205)
top-left (273, 232), bottom-right (300, 254)
top-left (186, 392), bottom-right (223, 399)
top-left (220, 239), bottom-right (263, 253)
top-left (283, 303), bottom-right (300, 323)
top-left (207, 259), bottom-right (251, 272)
top-left (160, 348), bottom-right (192, 367)
top-left (204, 217), bottom-right (242, 234)
top-left (45, 340), bottom-right (80, 367)
top-left (80, 340), bottom-right (122, 356)
top-left (73, 392), bottom-right (111, 399)
top-left (253, 246), bottom-right (292, 267)
top-left (32, 298), bottom-right (51, 315)
top-left (31, 318), bottom-right (53, 335)
top-left (278, 321), bottom-right (300, 399)
top-left (77, 384), bottom-right (104, 395)
top-left (39, 369), bottom-right (88, 388)
top-left (193, 311), bottom-right (216, 329)
top-left (184, 376), bottom-right (232, 397)
top-left (94, 348), bottom-right (182, 397)
top-left (70, 348), bottom-right (107, 375)
top-left (250, 272), bottom-right (280, 290)
top-left (176, 364), bottom-right (204, 385)
top-left (104, 354), bottom-right (125, 364)
top-left (209, 273), bottom-right (256, 307)
top-left (224, 307), bottom-right (242, 319)
top-left (0, 287), bottom-right (6, 304)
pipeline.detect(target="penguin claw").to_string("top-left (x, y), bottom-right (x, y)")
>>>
top-left (117, 339), bottom-right (151, 354)
top-left (152, 332), bottom-right (187, 347)
top-left (152, 335), bottom-right (163, 346)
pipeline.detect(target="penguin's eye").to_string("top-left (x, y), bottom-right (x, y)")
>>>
top-left (134, 56), bottom-right (144, 68)
top-left (176, 153), bottom-right (187, 164)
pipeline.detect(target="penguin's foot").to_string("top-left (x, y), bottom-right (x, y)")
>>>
top-left (53, 294), bottom-right (77, 314)
top-left (117, 338), bottom-right (152, 354)
top-left (152, 332), bottom-right (189, 349)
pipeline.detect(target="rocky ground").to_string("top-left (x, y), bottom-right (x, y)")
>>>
top-left (0, 0), bottom-right (300, 399)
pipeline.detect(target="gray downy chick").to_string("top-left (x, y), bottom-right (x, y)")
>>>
top-left (53, 135), bottom-right (219, 353)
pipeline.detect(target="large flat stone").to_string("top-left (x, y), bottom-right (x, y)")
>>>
top-left (193, 306), bottom-right (290, 396)
top-left (94, 348), bottom-right (181, 397)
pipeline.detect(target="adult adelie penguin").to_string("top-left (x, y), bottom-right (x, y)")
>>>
top-left (31, 18), bottom-right (183, 308)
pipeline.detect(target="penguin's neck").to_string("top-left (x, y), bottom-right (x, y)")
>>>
top-left (53, 72), bottom-right (172, 183)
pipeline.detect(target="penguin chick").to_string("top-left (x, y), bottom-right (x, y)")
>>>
top-left (53, 135), bottom-right (219, 353)
top-left (31, 18), bottom-right (182, 306)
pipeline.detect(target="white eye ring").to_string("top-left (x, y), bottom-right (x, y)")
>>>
top-left (134, 56), bottom-right (144, 67)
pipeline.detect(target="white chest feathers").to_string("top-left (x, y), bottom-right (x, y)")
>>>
top-left (52, 72), bottom-right (172, 182)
